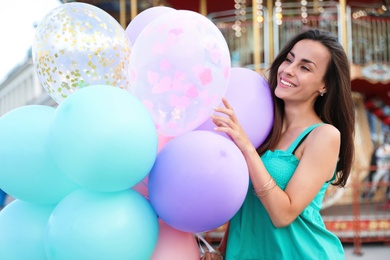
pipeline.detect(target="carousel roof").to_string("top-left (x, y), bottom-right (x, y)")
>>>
top-left (65, 1), bottom-right (390, 99)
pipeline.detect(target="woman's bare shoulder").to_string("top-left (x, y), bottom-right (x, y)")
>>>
top-left (307, 123), bottom-right (340, 148)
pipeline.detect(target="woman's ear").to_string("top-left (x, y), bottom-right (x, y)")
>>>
top-left (319, 86), bottom-right (327, 96)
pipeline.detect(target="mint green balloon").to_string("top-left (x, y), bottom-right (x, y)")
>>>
top-left (0, 105), bottom-right (79, 204)
top-left (45, 189), bottom-right (159, 260)
top-left (0, 200), bottom-right (55, 260)
top-left (50, 85), bottom-right (158, 192)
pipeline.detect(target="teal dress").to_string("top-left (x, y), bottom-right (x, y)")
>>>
top-left (225, 124), bottom-right (344, 260)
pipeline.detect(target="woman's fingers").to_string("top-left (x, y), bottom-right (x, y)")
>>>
top-left (215, 98), bottom-right (239, 122)
top-left (211, 114), bottom-right (234, 129)
top-left (211, 98), bottom-right (241, 135)
top-left (212, 98), bottom-right (253, 153)
top-left (201, 251), bottom-right (223, 260)
top-left (214, 106), bottom-right (233, 117)
top-left (221, 97), bottom-right (232, 109)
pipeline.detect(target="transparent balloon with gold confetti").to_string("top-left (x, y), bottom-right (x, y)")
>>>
top-left (32, 2), bottom-right (131, 104)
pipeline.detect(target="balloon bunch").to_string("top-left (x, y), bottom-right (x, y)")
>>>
top-left (0, 86), bottom-right (159, 260)
top-left (0, 3), bottom-right (274, 260)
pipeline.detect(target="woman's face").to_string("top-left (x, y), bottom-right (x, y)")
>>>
top-left (275, 39), bottom-right (330, 103)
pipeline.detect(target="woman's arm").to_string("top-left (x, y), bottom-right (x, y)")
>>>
top-left (241, 127), bottom-right (339, 227)
top-left (212, 98), bottom-right (340, 227)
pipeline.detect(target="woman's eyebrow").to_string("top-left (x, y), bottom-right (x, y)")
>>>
top-left (289, 51), bottom-right (317, 67)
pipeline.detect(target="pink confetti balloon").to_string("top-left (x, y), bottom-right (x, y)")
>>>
top-left (128, 10), bottom-right (231, 137)
top-left (125, 6), bottom-right (176, 45)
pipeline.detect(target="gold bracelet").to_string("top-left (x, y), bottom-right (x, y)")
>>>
top-left (253, 177), bottom-right (277, 198)
top-left (253, 176), bottom-right (273, 193)
top-left (256, 183), bottom-right (277, 197)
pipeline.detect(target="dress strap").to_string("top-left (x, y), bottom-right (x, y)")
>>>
top-left (286, 123), bottom-right (324, 154)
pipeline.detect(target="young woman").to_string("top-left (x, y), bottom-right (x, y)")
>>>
top-left (211, 29), bottom-right (355, 259)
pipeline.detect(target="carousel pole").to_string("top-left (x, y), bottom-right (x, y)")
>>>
top-left (253, 0), bottom-right (262, 73)
top-left (119, 0), bottom-right (126, 28)
top-left (199, 0), bottom-right (207, 16)
top-left (339, 0), bottom-right (348, 53)
top-left (266, 0), bottom-right (274, 61)
top-left (131, 0), bottom-right (138, 20)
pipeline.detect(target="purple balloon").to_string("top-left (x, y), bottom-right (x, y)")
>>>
top-left (125, 6), bottom-right (176, 45)
top-left (197, 67), bottom-right (274, 148)
top-left (148, 130), bottom-right (249, 233)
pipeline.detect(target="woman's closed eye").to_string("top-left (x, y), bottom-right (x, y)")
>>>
top-left (300, 65), bottom-right (310, 71)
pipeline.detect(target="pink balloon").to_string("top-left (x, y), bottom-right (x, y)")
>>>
top-left (132, 133), bottom-right (172, 197)
top-left (197, 67), bottom-right (273, 148)
top-left (125, 6), bottom-right (176, 45)
top-left (150, 220), bottom-right (200, 260)
top-left (157, 133), bottom-right (173, 152)
top-left (132, 177), bottom-right (148, 197)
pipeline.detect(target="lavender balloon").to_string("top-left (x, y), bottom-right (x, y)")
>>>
top-left (197, 67), bottom-right (274, 148)
top-left (128, 10), bottom-right (231, 137)
top-left (148, 131), bottom-right (249, 233)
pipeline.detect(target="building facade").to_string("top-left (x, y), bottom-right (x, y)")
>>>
top-left (0, 57), bottom-right (56, 117)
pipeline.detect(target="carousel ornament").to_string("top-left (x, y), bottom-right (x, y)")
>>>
top-left (256, 0), bottom-right (264, 25)
top-left (275, 0), bottom-right (283, 25)
top-left (365, 97), bottom-right (390, 125)
top-left (233, 0), bottom-right (247, 37)
top-left (301, 0), bottom-right (308, 24)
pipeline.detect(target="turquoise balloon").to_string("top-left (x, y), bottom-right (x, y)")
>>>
top-left (45, 189), bottom-right (159, 260)
top-left (50, 85), bottom-right (158, 192)
top-left (0, 200), bottom-right (55, 260)
top-left (0, 105), bottom-right (79, 204)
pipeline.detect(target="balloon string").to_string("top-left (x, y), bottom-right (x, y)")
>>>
top-left (197, 236), bottom-right (205, 255)
top-left (141, 180), bottom-right (150, 200)
top-left (195, 233), bottom-right (215, 253)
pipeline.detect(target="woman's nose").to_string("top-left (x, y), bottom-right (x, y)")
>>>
top-left (283, 63), bottom-right (295, 76)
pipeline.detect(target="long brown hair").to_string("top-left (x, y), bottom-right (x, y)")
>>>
top-left (257, 29), bottom-right (355, 187)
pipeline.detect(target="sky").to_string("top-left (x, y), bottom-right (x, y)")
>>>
top-left (0, 0), bottom-right (61, 84)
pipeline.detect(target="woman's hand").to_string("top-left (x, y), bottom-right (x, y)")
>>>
top-left (211, 98), bottom-right (255, 155)
top-left (201, 250), bottom-right (224, 260)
